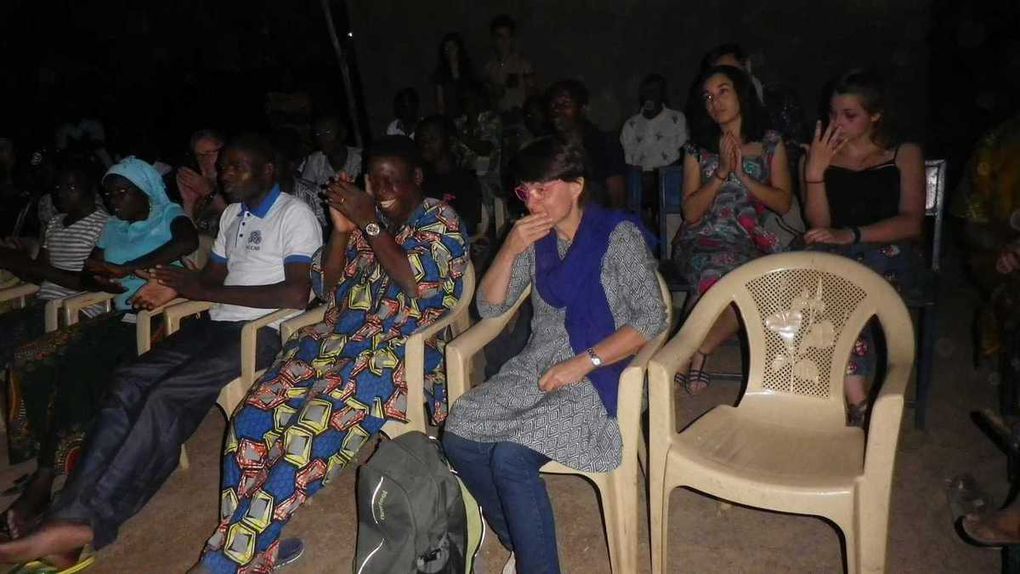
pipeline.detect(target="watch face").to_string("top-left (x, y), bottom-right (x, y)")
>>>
top-left (365, 222), bottom-right (381, 236)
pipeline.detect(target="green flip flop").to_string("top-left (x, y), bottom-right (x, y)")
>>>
top-left (6, 547), bottom-right (95, 574)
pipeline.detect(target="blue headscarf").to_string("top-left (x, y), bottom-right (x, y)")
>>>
top-left (97, 157), bottom-right (186, 309)
top-left (534, 203), bottom-right (656, 417)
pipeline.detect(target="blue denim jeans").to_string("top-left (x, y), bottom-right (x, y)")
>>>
top-left (442, 432), bottom-right (560, 574)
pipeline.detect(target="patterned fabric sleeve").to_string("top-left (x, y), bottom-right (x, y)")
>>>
top-left (477, 246), bottom-right (533, 318)
top-left (603, 222), bottom-right (668, 340)
top-left (311, 230), bottom-right (366, 304)
top-left (401, 201), bottom-right (468, 302)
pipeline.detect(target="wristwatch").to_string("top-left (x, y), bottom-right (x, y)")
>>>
top-left (364, 222), bottom-right (382, 237)
top-left (586, 347), bottom-right (603, 367)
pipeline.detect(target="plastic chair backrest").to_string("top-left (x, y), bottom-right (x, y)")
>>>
top-left (684, 251), bottom-right (914, 428)
top-left (657, 165), bottom-right (684, 261)
top-left (924, 159), bottom-right (947, 273)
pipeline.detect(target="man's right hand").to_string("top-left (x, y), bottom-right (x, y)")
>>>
top-left (503, 213), bottom-right (554, 256)
top-left (130, 278), bottom-right (179, 310)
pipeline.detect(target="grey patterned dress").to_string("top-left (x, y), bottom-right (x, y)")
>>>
top-left (445, 222), bottom-right (667, 473)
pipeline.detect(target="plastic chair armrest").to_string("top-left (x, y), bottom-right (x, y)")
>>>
top-left (163, 300), bottom-right (215, 334)
top-left (647, 316), bottom-right (704, 456)
top-left (238, 307), bottom-right (302, 385)
top-left (62, 291), bottom-right (116, 326)
top-left (135, 298), bottom-right (187, 354)
top-left (863, 362), bottom-right (912, 476)
top-left (445, 286), bottom-right (531, 404)
top-left (279, 305), bottom-right (328, 342)
top-left (0, 283), bottom-right (39, 305)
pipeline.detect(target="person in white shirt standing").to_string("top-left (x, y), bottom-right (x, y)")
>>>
top-left (620, 74), bottom-right (688, 223)
top-left (293, 115), bottom-right (363, 229)
top-left (0, 134), bottom-right (323, 572)
top-left (620, 74), bottom-right (688, 172)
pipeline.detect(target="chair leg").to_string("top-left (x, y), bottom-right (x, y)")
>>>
top-left (179, 445), bottom-right (190, 470)
top-left (915, 306), bottom-right (937, 429)
top-left (855, 502), bottom-right (890, 574)
top-left (649, 465), bottom-right (670, 574)
top-left (598, 472), bottom-right (640, 574)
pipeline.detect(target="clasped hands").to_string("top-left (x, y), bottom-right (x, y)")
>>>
top-left (321, 172), bottom-right (377, 233)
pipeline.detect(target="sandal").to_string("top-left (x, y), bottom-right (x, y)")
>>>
top-left (6, 546), bottom-right (96, 574)
top-left (0, 507), bottom-right (42, 542)
top-left (676, 352), bottom-right (710, 396)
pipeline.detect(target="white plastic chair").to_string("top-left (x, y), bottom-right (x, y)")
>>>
top-left (0, 282), bottom-right (63, 332)
top-left (647, 252), bottom-right (915, 574)
top-left (159, 300), bottom-right (302, 470)
top-left (445, 272), bottom-right (673, 574)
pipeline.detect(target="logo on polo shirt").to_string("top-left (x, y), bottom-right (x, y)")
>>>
top-left (248, 230), bottom-right (262, 246)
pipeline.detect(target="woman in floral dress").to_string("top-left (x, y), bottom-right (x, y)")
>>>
top-left (671, 65), bottom-right (792, 393)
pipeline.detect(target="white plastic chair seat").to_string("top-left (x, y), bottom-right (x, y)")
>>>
top-left (672, 405), bottom-right (864, 496)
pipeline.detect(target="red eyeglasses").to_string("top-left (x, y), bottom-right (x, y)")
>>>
top-left (514, 181), bottom-right (557, 202)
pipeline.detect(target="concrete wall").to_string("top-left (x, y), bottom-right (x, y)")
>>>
top-left (349, 0), bottom-right (931, 140)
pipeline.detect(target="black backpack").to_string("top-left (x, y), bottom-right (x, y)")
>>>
top-left (354, 431), bottom-right (484, 574)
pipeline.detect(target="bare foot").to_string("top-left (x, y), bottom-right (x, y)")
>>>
top-left (0, 520), bottom-right (92, 564)
top-left (962, 506), bottom-right (1020, 546)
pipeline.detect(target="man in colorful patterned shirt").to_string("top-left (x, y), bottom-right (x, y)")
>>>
top-left (190, 135), bottom-right (468, 574)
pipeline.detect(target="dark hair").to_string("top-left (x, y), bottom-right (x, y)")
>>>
top-left (270, 128), bottom-right (306, 166)
top-left (490, 14), bottom-right (516, 34)
top-left (368, 135), bottom-right (423, 172)
top-left (189, 129), bottom-right (225, 152)
top-left (545, 78), bottom-right (589, 107)
top-left (640, 73), bottom-right (668, 105)
top-left (687, 66), bottom-right (769, 153)
top-left (435, 33), bottom-right (474, 83)
top-left (416, 115), bottom-right (455, 142)
top-left (828, 68), bottom-right (895, 148)
top-left (510, 135), bottom-right (586, 185)
top-left (227, 133), bottom-right (276, 167)
top-left (700, 43), bottom-right (748, 71)
top-left (56, 159), bottom-right (100, 197)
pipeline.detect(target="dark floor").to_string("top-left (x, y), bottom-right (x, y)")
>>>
top-left (0, 250), bottom-right (1007, 573)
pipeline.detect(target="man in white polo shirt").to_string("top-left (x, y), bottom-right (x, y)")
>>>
top-left (0, 134), bottom-right (322, 566)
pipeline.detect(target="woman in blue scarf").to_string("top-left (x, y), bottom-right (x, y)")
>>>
top-left (443, 136), bottom-right (668, 573)
top-left (2, 157), bottom-right (197, 542)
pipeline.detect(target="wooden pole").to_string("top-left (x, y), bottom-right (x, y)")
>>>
top-left (320, 0), bottom-right (364, 147)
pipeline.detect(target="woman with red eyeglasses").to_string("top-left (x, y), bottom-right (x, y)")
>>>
top-left (444, 136), bottom-right (667, 574)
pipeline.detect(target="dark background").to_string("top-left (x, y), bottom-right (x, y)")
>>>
top-left (0, 0), bottom-right (1016, 185)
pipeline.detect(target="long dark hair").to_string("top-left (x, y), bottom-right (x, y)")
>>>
top-left (434, 32), bottom-right (474, 84)
top-left (826, 68), bottom-right (896, 149)
top-left (687, 65), bottom-right (769, 154)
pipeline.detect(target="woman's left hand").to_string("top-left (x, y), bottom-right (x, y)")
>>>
top-left (539, 355), bottom-right (592, 393)
top-left (804, 227), bottom-right (854, 245)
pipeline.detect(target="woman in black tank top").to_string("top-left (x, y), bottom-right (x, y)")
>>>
top-left (800, 69), bottom-right (926, 425)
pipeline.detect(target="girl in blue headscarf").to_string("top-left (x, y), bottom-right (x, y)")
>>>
top-left (2, 157), bottom-right (198, 541)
